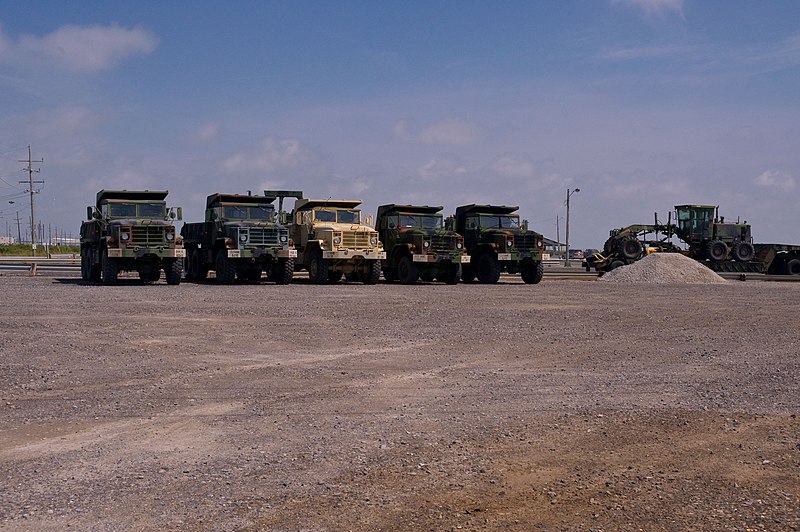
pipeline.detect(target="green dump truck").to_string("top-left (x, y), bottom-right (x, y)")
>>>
top-left (375, 204), bottom-right (468, 284)
top-left (80, 190), bottom-right (184, 285)
top-left (181, 193), bottom-right (296, 284)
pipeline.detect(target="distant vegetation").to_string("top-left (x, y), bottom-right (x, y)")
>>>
top-left (0, 244), bottom-right (80, 256)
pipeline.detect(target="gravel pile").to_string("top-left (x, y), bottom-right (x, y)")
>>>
top-left (600, 252), bottom-right (727, 284)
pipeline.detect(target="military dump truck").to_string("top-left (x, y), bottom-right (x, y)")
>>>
top-left (375, 204), bottom-right (469, 284)
top-left (449, 204), bottom-right (545, 284)
top-left (80, 190), bottom-right (184, 285)
top-left (268, 191), bottom-right (385, 284)
top-left (585, 204), bottom-right (800, 275)
top-left (181, 193), bottom-right (296, 284)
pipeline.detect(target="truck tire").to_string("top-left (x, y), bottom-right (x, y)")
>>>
top-left (397, 255), bottom-right (418, 284)
top-left (439, 263), bottom-right (461, 285)
top-left (101, 248), bottom-right (119, 285)
top-left (190, 250), bottom-right (208, 281)
top-left (165, 259), bottom-right (182, 285)
top-left (271, 258), bottom-right (294, 284)
top-left (619, 237), bottom-right (643, 260)
top-left (733, 242), bottom-right (755, 262)
top-left (80, 248), bottom-right (89, 281)
top-left (476, 253), bottom-right (501, 284)
top-left (183, 253), bottom-right (194, 281)
top-left (461, 264), bottom-right (476, 283)
top-left (706, 240), bottom-right (728, 261)
top-left (610, 260), bottom-right (625, 270)
top-left (88, 249), bottom-right (101, 282)
top-left (363, 259), bottom-right (381, 285)
top-left (214, 251), bottom-right (236, 284)
top-left (308, 249), bottom-right (329, 284)
top-left (521, 261), bottom-right (544, 284)
top-left (786, 259), bottom-right (800, 276)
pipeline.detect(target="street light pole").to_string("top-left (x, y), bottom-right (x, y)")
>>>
top-left (565, 187), bottom-right (580, 266)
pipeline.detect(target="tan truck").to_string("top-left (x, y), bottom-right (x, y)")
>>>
top-left (268, 191), bottom-right (385, 284)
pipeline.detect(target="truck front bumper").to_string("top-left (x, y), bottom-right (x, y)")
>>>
top-left (228, 248), bottom-right (297, 259)
top-left (412, 253), bottom-right (470, 263)
top-left (323, 250), bottom-right (386, 260)
top-left (108, 247), bottom-right (185, 259)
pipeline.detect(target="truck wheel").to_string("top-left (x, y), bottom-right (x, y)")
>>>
top-left (619, 237), bottom-right (643, 260)
top-left (363, 260), bottom-right (381, 284)
top-left (397, 255), bottom-right (418, 284)
top-left (273, 258), bottom-right (294, 284)
top-left (101, 248), bottom-right (119, 285)
top-left (87, 250), bottom-right (101, 282)
top-left (308, 249), bottom-right (329, 284)
top-left (80, 248), bottom-right (89, 281)
top-left (610, 260), bottom-right (625, 270)
top-left (190, 250), bottom-right (208, 281)
top-left (214, 251), bottom-right (236, 284)
top-left (521, 261), bottom-right (544, 284)
top-left (476, 253), bottom-right (501, 284)
top-left (706, 240), bottom-right (728, 261)
top-left (786, 259), bottom-right (800, 276)
top-left (461, 264), bottom-right (476, 283)
top-left (439, 263), bottom-right (461, 285)
top-left (184, 252), bottom-right (195, 281)
top-left (733, 242), bottom-right (754, 262)
top-left (165, 259), bottom-right (182, 285)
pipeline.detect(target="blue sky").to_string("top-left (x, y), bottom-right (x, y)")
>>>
top-left (1, 0), bottom-right (799, 248)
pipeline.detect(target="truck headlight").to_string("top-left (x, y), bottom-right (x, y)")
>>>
top-left (537, 240), bottom-right (544, 248)
top-left (120, 232), bottom-right (130, 242)
top-left (423, 241), bottom-right (430, 249)
top-left (280, 235), bottom-right (288, 243)
top-left (166, 232), bottom-right (174, 241)
top-left (333, 236), bottom-right (341, 245)
top-left (239, 233), bottom-right (248, 242)
top-left (456, 242), bottom-right (463, 249)
top-left (506, 240), bottom-right (513, 247)
top-left (370, 237), bottom-right (378, 246)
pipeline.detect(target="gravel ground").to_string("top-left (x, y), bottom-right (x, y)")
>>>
top-left (0, 274), bottom-right (798, 531)
top-left (600, 253), bottom-right (728, 284)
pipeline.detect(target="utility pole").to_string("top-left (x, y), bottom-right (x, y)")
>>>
top-left (19, 145), bottom-right (44, 256)
top-left (555, 215), bottom-right (561, 259)
top-left (16, 211), bottom-right (22, 242)
top-left (565, 187), bottom-right (580, 267)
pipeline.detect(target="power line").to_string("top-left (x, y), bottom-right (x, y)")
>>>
top-left (18, 145), bottom-right (44, 255)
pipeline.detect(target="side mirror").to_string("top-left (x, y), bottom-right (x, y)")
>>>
top-left (364, 214), bottom-right (373, 227)
top-left (87, 206), bottom-right (93, 220)
top-left (176, 207), bottom-right (183, 221)
top-left (522, 219), bottom-right (529, 231)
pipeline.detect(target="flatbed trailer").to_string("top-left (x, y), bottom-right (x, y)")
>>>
top-left (703, 243), bottom-right (800, 275)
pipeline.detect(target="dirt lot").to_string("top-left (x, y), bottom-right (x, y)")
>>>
top-left (1, 274), bottom-right (798, 531)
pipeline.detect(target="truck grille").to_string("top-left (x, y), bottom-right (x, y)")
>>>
top-left (429, 234), bottom-right (456, 253)
top-left (131, 226), bottom-right (166, 246)
top-left (248, 227), bottom-right (281, 246)
top-left (342, 231), bottom-right (376, 248)
top-left (514, 233), bottom-right (537, 253)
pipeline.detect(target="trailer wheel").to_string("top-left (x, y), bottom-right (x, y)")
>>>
top-left (214, 251), bottom-right (236, 284)
top-left (397, 255), bottom-right (418, 284)
top-left (706, 240), bottom-right (728, 261)
top-left (786, 259), bottom-right (800, 276)
top-left (101, 248), bottom-right (119, 285)
top-left (521, 261), bottom-right (544, 284)
top-left (476, 253), bottom-right (501, 284)
top-left (733, 242), bottom-right (755, 262)
top-left (165, 259), bottom-right (182, 285)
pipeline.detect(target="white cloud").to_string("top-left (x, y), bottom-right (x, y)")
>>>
top-left (221, 137), bottom-right (318, 174)
top-left (10, 104), bottom-right (100, 140)
top-left (488, 154), bottom-right (536, 180)
top-left (3, 23), bottom-right (157, 72)
top-left (418, 156), bottom-right (467, 180)
top-left (419, 119), bottom-right (482, 145)
top-left (392, 120), bottom-right (412, 141)
top-left (754, 170), bottom-right (795, 191)
top-left (191, 122), bottom-right (220, 142)
top-left (611, 0), bottom-right (685, 17)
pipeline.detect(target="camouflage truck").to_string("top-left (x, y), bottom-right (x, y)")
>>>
top-left (449, 204), bottom-right (545, 284)
top-left (268, 191), bottom-right (385, 284)
top-left (80, 190), bottom-right (184, 285)
top-left (375, 204), bottom-right (468, 284)
top-left (180, 193), bottom-right (296, 284)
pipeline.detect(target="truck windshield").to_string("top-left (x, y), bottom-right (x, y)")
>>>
top-left (315, 209), bottom-right (360, 223)
top-left (108, 202), bottom-right (165, 218)
top-left (398, 214), bottom-right (441, 229)
top-left (479, 215), bottom-right (519, 229)
top-left (224, 205), bottom-right (274, 220)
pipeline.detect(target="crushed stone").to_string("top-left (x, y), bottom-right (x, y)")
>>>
top-left (599, 252), bottom-right (727, 284)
